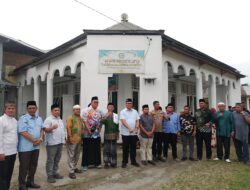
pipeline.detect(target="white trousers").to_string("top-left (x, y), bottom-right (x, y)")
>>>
top-left (139, 136), bottom-right (153, 161)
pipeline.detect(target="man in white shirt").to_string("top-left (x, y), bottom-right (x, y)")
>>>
top-left (44, 104), bottom-right (66, 183)
top-left (120, 98), bottom-right (140, 168)
top-left (0, 101), bottom-right (18, 190)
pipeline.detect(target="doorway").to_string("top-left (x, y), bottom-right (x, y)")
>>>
top-left (108, 74), bottom-right (140, 114)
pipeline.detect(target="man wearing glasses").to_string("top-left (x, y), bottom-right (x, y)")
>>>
top-left (120, 98), bottom-right (140, 168)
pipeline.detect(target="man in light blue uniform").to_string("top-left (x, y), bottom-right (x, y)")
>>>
top-left (18, 101), bottom-right (44, 190)
top-left (162, 103), bottom-right (181, 161)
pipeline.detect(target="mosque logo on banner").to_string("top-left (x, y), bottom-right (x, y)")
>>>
top-left (99, 50), bottom-right (145, 74)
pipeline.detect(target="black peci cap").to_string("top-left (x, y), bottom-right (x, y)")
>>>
top-left (26, 101), bottom-right (37, 108)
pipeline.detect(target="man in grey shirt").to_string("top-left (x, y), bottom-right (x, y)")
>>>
top-left (139, 104), bottom-right (156, 166)
top-left (232, 103), bottom-right (250, 165)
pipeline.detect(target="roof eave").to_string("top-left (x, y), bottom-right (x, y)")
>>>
top-left (83, 29), bottom-right (165, 35)
top-left (13, 33), bottom-right (87, 74)
top-left (162, 34), bottom-right (245, 78)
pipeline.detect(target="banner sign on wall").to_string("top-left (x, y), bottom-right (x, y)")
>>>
top-left (99, 50), bottom-right (145, 74)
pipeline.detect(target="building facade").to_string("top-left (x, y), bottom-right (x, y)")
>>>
top-left (0, 34), bottom-right (44, 113)
top-left (13, 15), bottom-right (244, 121)
top-left (242, 85), bottom-right (250, 110)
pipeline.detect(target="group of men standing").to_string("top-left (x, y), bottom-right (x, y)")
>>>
top-left (1, 96), bottom-right (250, 190)
top-left (0, 101), bottom-right (68, 190)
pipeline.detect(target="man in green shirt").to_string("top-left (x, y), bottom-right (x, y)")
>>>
top-left (101, 103), bottom-right (119, 168)
top-left (212, 102), bottom-right (234, 163)
top-left (195, 99), bottom-right (212, 160)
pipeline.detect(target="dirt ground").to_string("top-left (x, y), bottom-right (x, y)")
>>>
top-left (10, 143), bottom-right (206, 190)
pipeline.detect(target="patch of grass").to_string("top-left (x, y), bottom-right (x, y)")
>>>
top-left (155, 160), bottom-right (250, 190)
top-left (229, 167), bottom-right (250, 190)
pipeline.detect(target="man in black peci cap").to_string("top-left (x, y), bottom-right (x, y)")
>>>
top-left (120, 98), bottom-right (140, 168)
top-left (44, 103), bottom-right (66, 183)
top-left (81, 96), bottom-right (104, 171)
top-left (195, 99), bottom-right (212, 161)
top-left (17, 101), bottom-right (45, 190)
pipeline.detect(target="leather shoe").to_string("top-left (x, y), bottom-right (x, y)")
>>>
top-left (121, 163), bottom-right (127, 168)
top-left (131, 162), bottom-right (140, 167)
top-left (26, 182), bottom-right (40, 188)
top-left (69, 173), bottom-right (76, 179)
top-left (19, 185), bottom-right (28, 190)
top-left (54, 174), bottom-right (63, 179)
top-left (47, 177), bottom-right (56, 183)
top-left (74, 168), bottom-right (82, 173)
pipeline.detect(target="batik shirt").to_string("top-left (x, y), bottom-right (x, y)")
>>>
top-left (180, 114), bottom-right (196, 136)
top-left (81, 106), bottom-right (103, 138)
top-left (195, 108), bottom-right (212, 133)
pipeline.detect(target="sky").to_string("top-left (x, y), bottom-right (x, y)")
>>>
top-left (0, 0), bottom-right (249, 83)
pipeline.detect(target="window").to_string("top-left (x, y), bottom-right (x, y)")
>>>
top-left (108, 74), bottom-right (118, 92)
top-left (168, 81), bottom-right (176, 93)
top-left (74, 82), bottom-right (80, 105)
top-left (233, 82), bottom-right (236, 89)
top-left (132, 75), bottom-right (139, 90)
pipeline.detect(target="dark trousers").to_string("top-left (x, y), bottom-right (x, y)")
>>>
top-left (0, 154), bottom-right (16, 190)
top-left (234, 138), bottom-right (249, 162)
top-left (163, 133), bottom-right (177, 159)
top-left (248, 125), bottom-right (250, 145)
top-left (196, 132), bottom-right (212, 160)
top-left (122, 135), bottom-right (137, 164)
top-left (152, 132), bottom-right (163, 158)
top-left (216, 136), bottom-right (230, 160)
top-left (82, 137), bottom-right (101, 167)
top-left (18, 150), bottom-right (39, 186)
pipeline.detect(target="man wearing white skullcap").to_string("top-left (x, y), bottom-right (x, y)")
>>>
top-left (66, 105), bottom-right (86, 179)
top-left (212, 102), bottom-right (234, 163)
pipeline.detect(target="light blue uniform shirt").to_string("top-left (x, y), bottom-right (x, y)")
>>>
top-left (120, 108), bottom-right (140, 136)
top-left (162, 112), bottom-right (181, 134)
top-left (18, 114), bottom-right (44, 152)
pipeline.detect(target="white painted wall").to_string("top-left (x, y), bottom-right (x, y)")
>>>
top-left (85, 34), bottom-right (162, 113)
top-left (19, 85), bottom-right (34, 116)
top-left (117, 74), bottom-right (132, 113)
top-left (162, 49), bottom-right (242, 109)
top-left (14, 34), bottom-right (242, 118)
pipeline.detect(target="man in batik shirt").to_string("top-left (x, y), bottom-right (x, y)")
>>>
top-left (81, 96), bottom-right (103, 171)
top-left (195, 99), bottom-right (212, 161)
top-left (180, 105), bottom-right (197, 161)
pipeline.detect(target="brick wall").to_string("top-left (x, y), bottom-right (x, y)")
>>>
top-left (3, 51), bottom-right (37, 83)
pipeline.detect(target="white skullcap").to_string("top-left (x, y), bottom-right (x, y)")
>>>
top-left (73, 105), bottom-right (81, 109)
top-left (218, 102), bottom-right (225, 106)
